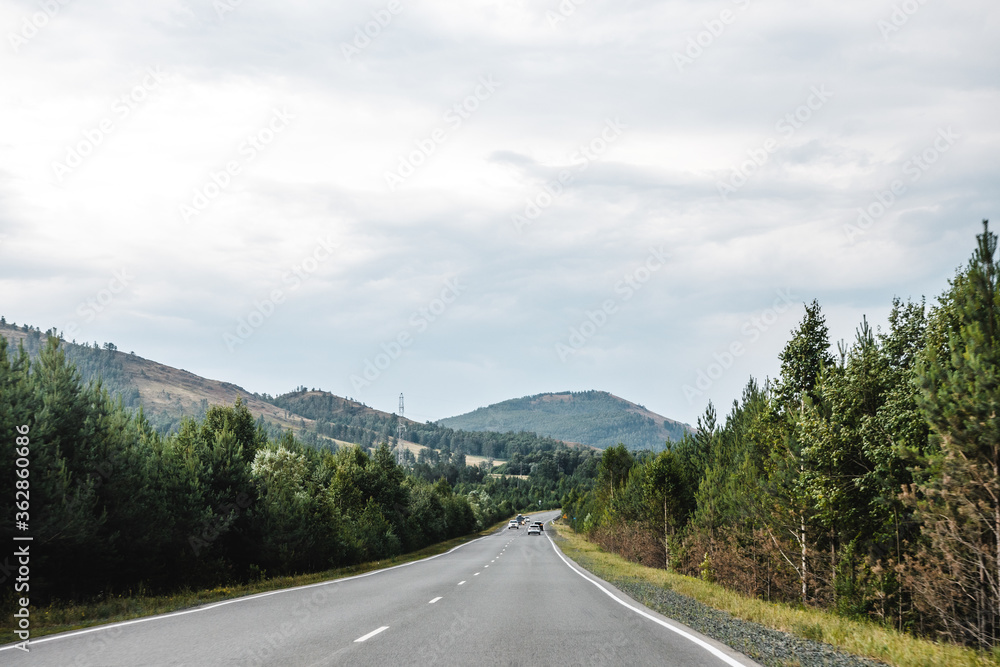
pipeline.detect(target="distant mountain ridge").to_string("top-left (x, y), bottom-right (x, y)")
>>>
top-left (0, 323), bottom-right (688, 455)
top-left (0, 323), bottom-right (548, 462)
top-left (0, 322), bottom-right (333, 436)
top-left (438, 390), bottom-right (693, 451)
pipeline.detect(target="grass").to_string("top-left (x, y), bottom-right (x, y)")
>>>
top-left (0, 520), bottom-right (508, 646)
top-left (549, 521), bottom-right (1000, 667)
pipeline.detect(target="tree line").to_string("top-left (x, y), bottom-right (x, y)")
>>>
top-left (564, 221), bottom-right (1000, 648)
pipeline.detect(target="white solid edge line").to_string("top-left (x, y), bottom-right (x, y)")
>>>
top-left (429, 597), bottom-right (442, 604)
top-left (0, 532), bottom-right (495, 652)
top-left (545, 534), bottom-right (747, 667)
top-left (354, 626), bottom-right (389, 643)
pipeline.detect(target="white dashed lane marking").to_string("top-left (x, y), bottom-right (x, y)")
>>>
top-left (354, 626), bottom-right (389, 643)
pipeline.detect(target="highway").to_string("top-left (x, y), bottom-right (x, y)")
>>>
top-left (2, 511), bottom-right (758, 666)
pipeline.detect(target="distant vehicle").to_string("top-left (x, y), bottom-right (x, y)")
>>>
top-left (532, 522), bottom-right (544, 531)
top-left (508, 520), bottom-right (519, 529)
top-left (527, 525), bottom-right (541, 535)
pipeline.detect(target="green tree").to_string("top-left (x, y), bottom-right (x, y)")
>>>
top-left (597, 443), bottom-right (633, 504)
top-left (772, 300), bottom-right (834, 602)
top-left (905, 220), bottom-right (1000, 647)
top-left (775, 299), bottom-right (835, 414)
top-left (642, 449), bottom-right (688, 569)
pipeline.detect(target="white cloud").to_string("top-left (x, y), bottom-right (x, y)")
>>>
top-left (1, 0), bottom-right (997, 425)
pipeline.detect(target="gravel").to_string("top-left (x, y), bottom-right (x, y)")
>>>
top-left (556, 537), bottom-right (887, 667)
top-left (607, 578), bottom-right (886, 667)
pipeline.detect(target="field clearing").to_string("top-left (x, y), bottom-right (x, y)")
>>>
top-left (394, 439), bottom-right (504, 467)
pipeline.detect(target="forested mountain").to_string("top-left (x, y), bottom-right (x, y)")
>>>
top-left (0, 324), bottom-right (609, 464)
top-left (0, 321), bottom-right (605, 475)
top-left (271, 389), bottom-right (580, 462)
top-left (438, 390), bottom-right (692, 451)
top-left (0, 321), bottom-right (314, 435)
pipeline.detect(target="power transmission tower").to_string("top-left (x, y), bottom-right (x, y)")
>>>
top-left (397, 393), bottom-right (405, 465)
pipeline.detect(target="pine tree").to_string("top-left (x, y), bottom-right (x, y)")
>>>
top-left (642, 449), bottom-right (688, 569)
top-left (597, 443), bottom-right (633, 502)
top-left (906, 220), bottom-right (1000, 647)
top-left (775, 299), bottom-right (836, 414)
top-left (773, 300), bottom-right (835, 602)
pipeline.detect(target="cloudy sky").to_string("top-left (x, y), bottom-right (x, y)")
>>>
top-left (1, 0), bottom-right (997, 426)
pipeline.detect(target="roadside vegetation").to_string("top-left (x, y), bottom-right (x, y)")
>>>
top-left (552, 521), bottom-right (998, 667)
top-left (562, 221), bottom-right (1000, 654)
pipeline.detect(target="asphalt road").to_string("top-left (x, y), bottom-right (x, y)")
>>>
top-left (2, 511), bottom-right (759, 666)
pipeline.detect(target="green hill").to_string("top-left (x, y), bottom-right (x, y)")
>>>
top-left (0, 321), bottom-right (324, 436)
top-left (271, 389), bottom-right (570, 463)
top-left (0, 320), bottom-right (571, 462)
top-left (437, 390), bottom-right (693, 451)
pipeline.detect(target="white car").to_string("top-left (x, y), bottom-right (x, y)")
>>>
top-left (527, 525), bottom-right (541, 535)
top-left (508, 520), bottom-right (519, 529)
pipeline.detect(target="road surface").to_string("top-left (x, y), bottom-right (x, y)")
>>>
top-left (2, 511), bottom-right (758, 666)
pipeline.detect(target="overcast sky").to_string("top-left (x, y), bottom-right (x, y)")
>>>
top-left (1, 0), bottom-right (997, 426)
